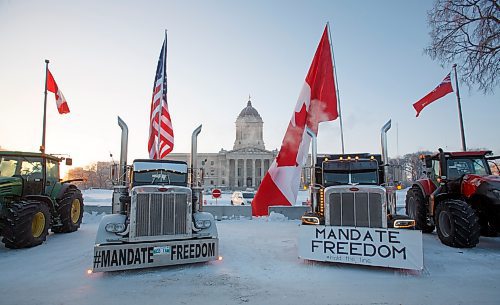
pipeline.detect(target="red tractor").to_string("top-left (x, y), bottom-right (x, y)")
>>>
top-left (405, 149), bottom-right (500, 248)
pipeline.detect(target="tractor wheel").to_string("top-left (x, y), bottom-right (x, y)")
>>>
top-left (435, 199), bottom-right (480, 248)
top-left (479, 218), bottom-right (498, 237)
top-left (52, 186), bottom-right (84, 233)
top-left (405, 186), bottom-right (435, 233)
top-left (2, 201), bottom-right (50, 249)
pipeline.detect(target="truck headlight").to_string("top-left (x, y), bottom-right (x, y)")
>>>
top-left (195, 219), bottom-right (211, 229)
top-left (105, 223), bottom-right (126, 233)
top-left (393, 219), bottom-right (416, 229)
top-left (301, 215), bottom-right (320, 225)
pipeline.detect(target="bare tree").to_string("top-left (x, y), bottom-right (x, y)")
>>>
top-left (425, 0), bottom-right (499, 93)
top-left (66, 162), bottom-right (112, 189)
top-left (401, 151), bottom-right (435, 182)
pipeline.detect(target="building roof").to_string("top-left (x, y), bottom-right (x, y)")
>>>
top-left (237, 100), bottom-right (262, 121)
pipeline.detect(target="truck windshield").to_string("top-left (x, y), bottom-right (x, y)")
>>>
top-left (133, 161), bottom-right (188, 185)
top-left (322, 160), bottom-right (379, 186)
top-left (323, 170), bottom-right (378, 186)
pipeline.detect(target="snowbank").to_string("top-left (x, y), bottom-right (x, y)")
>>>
top-left (82, 188), bottom-right (113, 206)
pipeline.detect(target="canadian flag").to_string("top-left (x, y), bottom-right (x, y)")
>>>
top-left (252, 26), bottom-right (338, 216)
top-left (46, 69), bottom-right (70, 114)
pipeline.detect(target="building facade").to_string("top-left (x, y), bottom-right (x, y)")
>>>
top-left (169, 99), bottom-right (278, 190)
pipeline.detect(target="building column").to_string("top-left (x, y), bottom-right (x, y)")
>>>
top-left (252, 159), bottom-right (256, 188)
top-left (243, 159), bottom-right (247, 188)
top-left (234, 158), bottom-right (238, 188)
top-left (218, 158), bottom-right (222, 186)
top-left (226, 158), bottom-right (230, 187)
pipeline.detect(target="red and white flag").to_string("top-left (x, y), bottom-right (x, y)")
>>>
top-left (46, 69), bottom-right (70, 114)
top-left (252, 26), bottom-right (338, 216)
top-left (148, 37), bottom-right (174, 159)
top-left (413, 73), bottom-right (453, 117)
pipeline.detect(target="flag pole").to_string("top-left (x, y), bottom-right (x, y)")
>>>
top-left (41, 59), bottom-right (49, 154)
top-left (452, 64), bottom-right (467, 151)
top-left (156, 30), bottom-right (167, 158)
top-left (327, 22), bottom-right (345, 154)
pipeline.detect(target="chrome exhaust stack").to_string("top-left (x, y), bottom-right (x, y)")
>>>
top-left (381, 119), bottom-right (391, 185)
top-left (118, 116), bottom-right (129, 186)
top-left (191, 125), bottom-right (203, 212)
top-left (306, 127), bottom-right (318, 213)
top-left (112, 116), bottom-right (129, 214)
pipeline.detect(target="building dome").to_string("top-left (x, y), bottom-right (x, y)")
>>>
top-left (237, 100), bottom-right (262, 121)
top-left (234, 98), bottom-right (265, 150)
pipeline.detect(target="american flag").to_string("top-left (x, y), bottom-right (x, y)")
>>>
top-left (148, 36), bottom-right (174, 159)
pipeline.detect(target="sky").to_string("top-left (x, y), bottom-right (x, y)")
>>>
top-left (0, 0), bottom-right (498, 171)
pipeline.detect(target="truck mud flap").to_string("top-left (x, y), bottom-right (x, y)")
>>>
top-left (93, 238), bottom-right (219, 272)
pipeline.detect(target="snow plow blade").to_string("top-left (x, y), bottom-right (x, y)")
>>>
top-left (93, 238), bottom-right (218, 272)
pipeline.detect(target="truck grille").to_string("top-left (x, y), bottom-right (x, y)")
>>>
top-left (325, 187), bottom-right (385, 228)
top-left (135, 192), bottom-right (189, 237)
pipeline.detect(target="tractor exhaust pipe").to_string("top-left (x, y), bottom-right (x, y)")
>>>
top-left (381, 120), bottom-right (391, 185)
top-left (306, 127), bottom-right (318, 213)
top-left (118, 116), bottom-right (128, 186)
top-left (191, 125), bottom-right (203, 212)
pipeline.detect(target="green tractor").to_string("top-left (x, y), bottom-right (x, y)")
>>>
top-left (0, 151), bottom-right (84, 249)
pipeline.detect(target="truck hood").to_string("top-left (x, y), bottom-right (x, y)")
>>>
top-left (0, 176), bottom-right (22, 197)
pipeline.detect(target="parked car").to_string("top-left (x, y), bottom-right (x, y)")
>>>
top-left (231, 191), bottom-right (255, 205)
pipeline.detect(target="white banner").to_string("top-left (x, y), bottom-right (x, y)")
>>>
top-left (299, 225), bottom-right (423, 270)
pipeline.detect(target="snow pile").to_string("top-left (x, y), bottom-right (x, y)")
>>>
top-left (81, 188), bottom-right (113, 206)
top-left (267, 211), bottom-right (288, 222)
top-left (82, 211), bottom-right (106, 224)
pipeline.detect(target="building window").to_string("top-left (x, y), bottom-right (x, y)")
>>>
top-left (210, 160), bottom-right (214, 166)
top-left (222, 179), bottom-right (225, 185)
top-left (210, 169), bottom-right (215, 175)
top-left (210, 180), bottom-right (214, 185)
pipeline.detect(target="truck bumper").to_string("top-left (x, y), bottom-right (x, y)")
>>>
top-left (93, 237), bottom-right (219, 272)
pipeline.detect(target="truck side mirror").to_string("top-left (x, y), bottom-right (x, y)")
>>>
top-left (65, 158), bottom-right (73, 166)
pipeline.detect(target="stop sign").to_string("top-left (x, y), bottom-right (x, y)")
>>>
top-left (212, 189), bottom-right (222, 198)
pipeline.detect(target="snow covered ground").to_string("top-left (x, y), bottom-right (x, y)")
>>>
top-left (1, 190), bottom-right (500, 305)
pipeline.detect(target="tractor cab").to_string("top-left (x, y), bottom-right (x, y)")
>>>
top-left (0, 152), bottom-right (65, 197)
top-left (422, 150), bottom-right (492, 189)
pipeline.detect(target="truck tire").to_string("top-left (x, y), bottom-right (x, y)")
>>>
top-left (52, 186), bottom-right (84, 233)
top-left (405, 186), bottom-right (435, 233)
top-left (435, 199), bottom-right (480, 248)
top-left (2, 201), bottom-right (51, 249)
